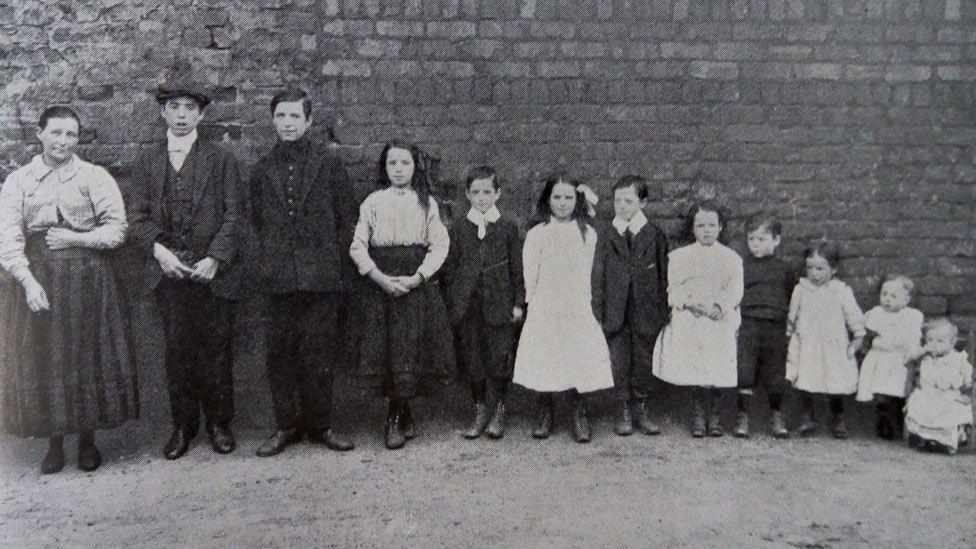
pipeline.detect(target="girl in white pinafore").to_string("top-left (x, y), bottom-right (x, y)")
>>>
top-left (513, 175), bottom-right (613, 443)
top-left (855, 275), bottom-right (924, 440)
top-left (652, 202), bottom-right (743, 437)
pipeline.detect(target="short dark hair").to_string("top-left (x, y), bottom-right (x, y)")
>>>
top-left (38, 105), bottom-right (81, 131)
top-left (683, 201), bottom-right (727, 244)
top-left (804, 240), bottom-right (842, 269)
top-left (745, 212), bottom-right (782, 237)
top-left (612, 175), bottom-right (648, 200)
top-left (270, 88), bottom-right (312, 118)
top-left (464, 165), bottom-right (498, 190)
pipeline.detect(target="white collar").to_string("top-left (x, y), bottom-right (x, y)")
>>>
top-left (29, 153), bottom-right (80, 181)
top-left (611, 210), bottom-right (648, 236)
top-left (166, 129), bottom-right (198, 151)
top-left (467, 206), bottom-right (500, 239)
top-left (467, 206), bottom-right (500, 224)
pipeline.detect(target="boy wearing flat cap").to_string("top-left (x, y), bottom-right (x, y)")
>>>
top-left (127, 69), bottom-right (244, 460)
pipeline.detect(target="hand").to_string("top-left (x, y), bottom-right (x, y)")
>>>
top-left (512, 306), bottom-right (525, 323)
top-left (153, 242), bottom-right (194, 279)
top-left (847, 338), bottom-right (864, 359)
top-left (45, 228), bottom-right (80, 250)
top-left (704, 304), bottom-right (723, 321)
top-left (21, 275), bottom-right (49, 312)
top-left (393, 273), bottom-right (424, 292)
top-left (190, 257), bottom-right (220, 283)
top-left (905, 346), bottom-right (927, 361)
top-left (369, 270), bottom-right (408, 297)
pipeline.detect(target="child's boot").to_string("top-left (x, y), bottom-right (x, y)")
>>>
top-left (734, 391), bottom-right (750, 438)
top-left (634, 398), bottom-right (662, 435)
top-left (734, 412), bottom-right (749, 438)
top-left (485, 400), bottom-right (506, 439)
top-left (796, 394), bottom-right (819, 436)
top-left (875, 401), bottom-right (893, 440)
top-left (769, 410), bottom-right (789, 439)
top-left (400, 400), bottom-right (415, 440)
top-left (832, 413), bottom-right (849, 439)
top-left (830, 396), bottom-right (847, 439)
top-left (485, 380), bottom-right (508, 439)
top-left (691, 398), bottom-right (706, 438)
top-left (706, 391), bottom-right (723, 437)
top-left (463, 382), bottom-right (491, 439)
top-left (531, 393), bottom-right (554, 439)
top-left (384, 400), bottom-right (405, 450)
top-left (77, 430), bottom-right (102, 472)
top-left (41, 435), bottom-right (65, 475)
top-left (613, 399), bottom-right (634, 436)
top-left (573, 392), bottom-right (592, 443)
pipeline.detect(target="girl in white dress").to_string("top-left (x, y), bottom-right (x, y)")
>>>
top-left (905, 319), bottom-right (973, 454)
top-left (513, 175), bottom-right (613, 443)
top-left (652, 202), bottom-right (743, 437)
top-left (786, 241), bottom-right (865, 439)
top-left (855, 275), bottom-right (925, 440)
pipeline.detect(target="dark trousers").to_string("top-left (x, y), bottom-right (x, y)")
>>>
top-left (737, 317), bottom-right (788, 398)
top-left (458, 296), bottom-right (514, 400)
top-left (608, 318), bottom-right (655, 403)
top-left (157, 279), bottom-right (234, 429)
top-left (265, 291), bottom-right (339, 431)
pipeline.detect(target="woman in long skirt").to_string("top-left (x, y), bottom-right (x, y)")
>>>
top-left (0, 106), bottom-right (138, 473)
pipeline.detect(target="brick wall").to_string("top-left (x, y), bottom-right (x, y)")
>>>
top-left (2, 1), bottom-right (974, 330)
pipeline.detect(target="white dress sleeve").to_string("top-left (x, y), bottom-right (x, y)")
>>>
top-left (715, 249), bottom-right (743, 316)
top-left (415, 199), bottom-right (449, 281)
top-left (349, 199), bottom-right (376, 275)
top-left (840, 284), bottom-right (866, 338)
top-left (522, 226), bottom-right (543, 304)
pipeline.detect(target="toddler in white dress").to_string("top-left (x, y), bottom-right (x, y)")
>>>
top-left (855, 275), bottom-right (924, 440)
top-left (905, 319), bottom-right (973, 454)
top-left (786, 241), bottom-right (865, 439)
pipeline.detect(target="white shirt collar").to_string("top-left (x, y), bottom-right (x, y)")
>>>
top-left (29, 153), bottom-right (80, 181)
top-left (611, 210), bottom-right (648, 236)
top-left (466, 206), bottom-right (501, 239)
top-left (166, 129), bottom-right (198, 152)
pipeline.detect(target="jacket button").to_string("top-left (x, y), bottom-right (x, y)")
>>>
top-left (288, 210), bottom-right (294, 216)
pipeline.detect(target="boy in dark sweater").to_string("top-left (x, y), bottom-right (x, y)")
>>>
top-left (735, 213), bottom-right (798, 438)
top-left (442, 166), bottom-right (525, 440)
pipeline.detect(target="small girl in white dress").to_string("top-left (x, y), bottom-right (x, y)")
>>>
top-left (905, 319), bottom-right (973, 454)
top-left (513, 175), bottom-right (613, 443)
top-left (786, 241), bottom-right (865, 439)
top-left (652, 202), bottom-right (743, 437)
top-left (855, 275), bottom-right (925, 440)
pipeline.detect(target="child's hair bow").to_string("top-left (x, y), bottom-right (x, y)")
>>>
top-left (577, 184), bottom-right (599, 216)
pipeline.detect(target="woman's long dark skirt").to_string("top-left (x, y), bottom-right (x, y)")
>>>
top-left (0, 235), bottom-right (138, 437)
top-left (346, 245), bottom-right (455, 399)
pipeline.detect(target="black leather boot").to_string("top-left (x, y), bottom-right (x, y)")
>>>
top-left (531, 394), bottom-right (554, 439)
top-left (385, 401), bottom-right (405, 450)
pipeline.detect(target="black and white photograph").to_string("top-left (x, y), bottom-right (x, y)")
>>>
top-left (1, 0), bottom-right (974, 546)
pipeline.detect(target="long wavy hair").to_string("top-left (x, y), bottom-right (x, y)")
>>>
top-left (376, 140), bottom-right (433, 213)
top-left (531, 173), bottom-right (591, 240)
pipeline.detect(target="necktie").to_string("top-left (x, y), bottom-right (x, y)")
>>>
top-left (626, 228), bottom-right (635, 251)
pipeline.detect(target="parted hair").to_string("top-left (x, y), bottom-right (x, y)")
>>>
top-left (38, 105), bottom-right (81, 131)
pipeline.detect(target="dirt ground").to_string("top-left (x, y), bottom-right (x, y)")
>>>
top-left (1, 384), bottom-right (974, 548)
